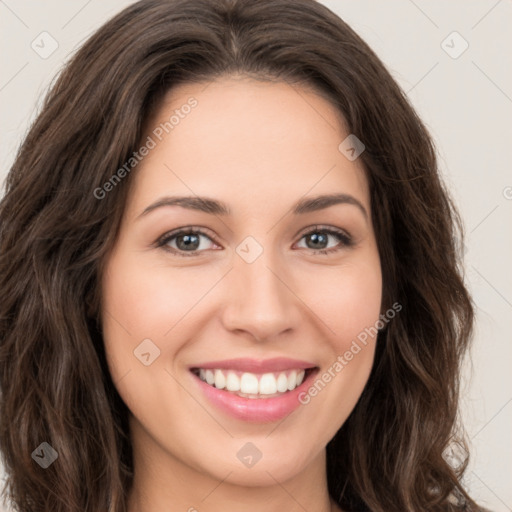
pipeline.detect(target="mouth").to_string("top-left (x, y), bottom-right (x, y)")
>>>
top-left (188, 358), bottom-right (319, 422)
top-left (190, 367), bottom-right (316, 399)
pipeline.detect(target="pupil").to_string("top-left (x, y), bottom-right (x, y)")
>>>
top-left (308, 233), bottom-right (327, 249)
top-left (178, 234), bottom-right (199, 250)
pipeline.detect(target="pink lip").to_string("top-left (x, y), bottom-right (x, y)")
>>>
top-left (190, 365), bottom-right (319, 423)
top-left (189, 357), bottom-right (316, 373)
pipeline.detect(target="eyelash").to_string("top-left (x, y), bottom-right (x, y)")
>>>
top-left (155, 225), bottom-right (353, 258)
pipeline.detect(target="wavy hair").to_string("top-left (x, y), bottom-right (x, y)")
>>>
top-left (0, 0), bottom-right (478, 510)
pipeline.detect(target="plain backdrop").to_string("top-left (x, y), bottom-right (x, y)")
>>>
top-left (1, 1), bottom-right (511, 511)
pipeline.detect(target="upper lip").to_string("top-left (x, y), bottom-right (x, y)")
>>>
top-left (189, 357), bottom-right (317, 373)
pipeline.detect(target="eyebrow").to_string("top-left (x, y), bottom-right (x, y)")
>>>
top-left (137, 193), bottom-right (368, 220)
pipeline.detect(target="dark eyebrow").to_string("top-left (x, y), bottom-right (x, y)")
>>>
top-left (293, 193), bottom-right (368, 219)
top-left (137, 193), bottom-right (368, 220)
top-left (137, 196), bottom-right (231, 218)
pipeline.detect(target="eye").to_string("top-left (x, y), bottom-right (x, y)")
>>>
top-left (156, 227), bottom-right (219, 257)
top-left (294, 225), bottom-right (353, 255)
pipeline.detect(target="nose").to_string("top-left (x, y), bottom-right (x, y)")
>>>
top-left (221, 246), bottom-right (302, 342)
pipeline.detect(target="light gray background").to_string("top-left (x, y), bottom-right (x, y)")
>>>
top-left (1, 1), bottom-right (511, 511)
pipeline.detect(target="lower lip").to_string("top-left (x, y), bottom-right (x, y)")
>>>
top-left (191, 369), bottom-right (318, 423)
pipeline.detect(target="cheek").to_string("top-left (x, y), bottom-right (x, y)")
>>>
top-left (101, 252), bottom-right (214, 339)
top-left (296, 256), bottom-right (382, 409)
top-left (296, 257), bottom-right (382, 347)
top-left (100, 249), bottom-right (228, 398)
top-left (100, 251), bottom-right (213, 425)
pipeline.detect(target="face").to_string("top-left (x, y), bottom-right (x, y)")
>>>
top-left (101, 76), bottom-right (382, 489)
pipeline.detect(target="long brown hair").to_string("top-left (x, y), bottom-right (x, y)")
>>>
top-left (0, 0), bottom-right (478, 510)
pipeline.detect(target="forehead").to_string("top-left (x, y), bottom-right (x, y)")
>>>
top-left (127, 77), bottom-right (370, 219)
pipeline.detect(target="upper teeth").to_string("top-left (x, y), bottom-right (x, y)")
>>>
top-left (198, 369), bottom-right (306, 395)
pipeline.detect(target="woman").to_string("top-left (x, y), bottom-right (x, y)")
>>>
top-left (0, 0), bottom-right (483, 510)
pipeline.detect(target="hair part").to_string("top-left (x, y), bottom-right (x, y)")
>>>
top-left (0, 0), bottom-right (476, 510)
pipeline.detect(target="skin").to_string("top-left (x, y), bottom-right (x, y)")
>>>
top-left (101, 75), bottom-right (382, 512)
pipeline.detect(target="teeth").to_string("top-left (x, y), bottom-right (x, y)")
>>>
top-left (240, 372), bottom-right (259, 394)
top-left (287, 370), bottom-right (297, 390)
top-left (214, 369), bottom-right (226, 389)
top-left (225, 372), bottom-right (240, 392)
top-left (276, 373), bottom-right (288, 392)
top-left (259, 373), bottom-right (277, 394)
top-left (205, 369), bottom-right (215, 385)
top-left (195, 368), bottom-right (310, 396)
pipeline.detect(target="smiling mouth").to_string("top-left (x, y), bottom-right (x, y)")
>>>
top-left (190, 367), bottom-right (317, 399)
